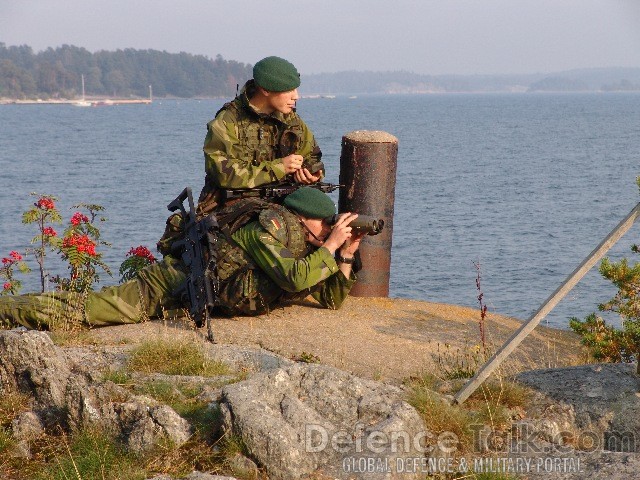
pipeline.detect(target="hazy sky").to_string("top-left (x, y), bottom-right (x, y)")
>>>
top-left (1, 0), bottom-right (639, 75)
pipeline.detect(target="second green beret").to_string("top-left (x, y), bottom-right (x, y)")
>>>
top-left (284, 187), bottom-right (336, 219)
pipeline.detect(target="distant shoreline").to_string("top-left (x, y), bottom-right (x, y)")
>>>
top-left (3, 89), bottom-right (640, 106)
top-left (1, 98), bottom-right (152, 106)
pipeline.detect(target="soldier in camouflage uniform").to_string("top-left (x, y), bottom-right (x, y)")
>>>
top-left (196, 56), bottom-right (323, 217)
top-left (0, 188), bottom-right (364, 330)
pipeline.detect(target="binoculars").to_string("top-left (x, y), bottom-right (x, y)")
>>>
top-left (325, 214), bottom-right (385, 235)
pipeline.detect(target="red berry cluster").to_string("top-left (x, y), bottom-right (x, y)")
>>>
top-left (2, 251), bottom-right (23, 265)
top-left (43, 227), bottom-right (58, 237)
top-left (62, 234), bottom-right (97, 256)
top-left (127, 245), bottom-right (156, 262)
top-left (36, 198), bottom-right (55, 210)
top-left (70, 212), bottom-right (90, 226)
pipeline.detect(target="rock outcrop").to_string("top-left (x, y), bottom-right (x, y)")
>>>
top-left (0, 329), bottom-right (191, 454)
top-left (220, 363), bottom-right (428, 479)
top-left (3, 323), bottom-right (639, 480)
top-left (509, 363), bottom-right (640, 480)
top-left (517, 363), bottom-right (640, 453)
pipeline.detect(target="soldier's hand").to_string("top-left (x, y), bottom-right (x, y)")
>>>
top-left (293, 167), bottom-right (322, 184)
top-left (323, 213), bottom-right (358, 253)
top-left (340, 231), bottom-right (366, 258)
top-left (282, 154), bottom-right (304, 174)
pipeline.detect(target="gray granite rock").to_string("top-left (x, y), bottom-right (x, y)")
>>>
top-left (0, 330), bottom-right (191, 452)
top-left (517, 363), bottom-right (640, 453)
top-left (221, 362), bottom-right (428, 479)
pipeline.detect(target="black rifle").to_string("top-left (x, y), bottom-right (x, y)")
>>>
top-left (168, 187), bottom-right (218, 342)
top-left (225, 181), bottom-right (342, 201)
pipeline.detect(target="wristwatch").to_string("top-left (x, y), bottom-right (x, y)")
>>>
top-left (336, 254), bottom-right (355, 264)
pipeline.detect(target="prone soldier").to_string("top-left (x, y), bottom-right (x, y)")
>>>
top-left (0, 188), bottom-right (368, 331)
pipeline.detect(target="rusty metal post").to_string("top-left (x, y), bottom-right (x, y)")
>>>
top-left (339, 130), bottom-right (398, 296)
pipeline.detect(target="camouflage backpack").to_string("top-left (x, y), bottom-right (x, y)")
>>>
top-left (213, 198), bottom-right (308, 316)
top-left (159, 195), bottom-right (308, 315)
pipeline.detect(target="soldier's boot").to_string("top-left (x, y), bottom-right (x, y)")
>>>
top-left (0, 256), bottom-right (187, 330)
top-left (0, 291), bottom-right (84, 330)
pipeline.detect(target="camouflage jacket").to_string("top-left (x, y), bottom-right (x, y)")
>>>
top-left (202, 80), bottom-right (322, 191)
top-left (214, 204), bottom-right (356, 316)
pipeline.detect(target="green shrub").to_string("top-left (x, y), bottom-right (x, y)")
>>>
top-left (569, 177), bottom-right (640, 373)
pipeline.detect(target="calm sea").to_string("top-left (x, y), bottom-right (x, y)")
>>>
top-left (1, 93), bottom-right (639, 329)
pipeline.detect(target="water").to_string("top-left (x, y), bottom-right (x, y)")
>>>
top-left (1, 93), bottom-right (639, 329)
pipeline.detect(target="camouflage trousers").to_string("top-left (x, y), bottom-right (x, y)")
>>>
top-left (0, 256), bottom-right (186, 331)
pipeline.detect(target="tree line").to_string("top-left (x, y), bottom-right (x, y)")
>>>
top-left (3, 42), bottom-right (640, 98)
top-left (0, 43), bottom-right (252, 99)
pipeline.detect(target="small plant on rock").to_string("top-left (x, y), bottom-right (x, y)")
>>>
top-left (21, 193), bottom-right (62, 292)
top-left (292, 351), bottom-right (320, 363)
top-left (0, 250), bottom-right (30, 295)
top-left (51, 204), bottom-right (111, 293)
top-left (473, 260), bottom-right (489, 351)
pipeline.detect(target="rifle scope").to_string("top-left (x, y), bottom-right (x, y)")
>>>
top-left (325, 214), bottom-right (384, 236)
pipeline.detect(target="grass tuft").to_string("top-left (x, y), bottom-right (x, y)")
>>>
top-left (406, 380), bottom-right (477, 452)
top-left (0, 426), bottom-right (15, 455)
top-left (33, 427), bottom-right (146, 480)
top-left (218, 433), bottom-right (251, 461)
top-left (466, 378), bottom-right (530, 430)
top-left (406, 367), bottom-right (531, 456)
top-left (0, 392), bottom-right (31, 425)
top-left (47, 328), bottom-right (94, 347)
top-left (127, 338), bottom-right (229, 377)
top-left (432, 342), bottom-right (487, 380)
top-left (101, 369), bottom-right (133, 386)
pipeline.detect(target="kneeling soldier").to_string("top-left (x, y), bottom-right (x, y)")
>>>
top-left (0, 188), bottom-right (364, 330)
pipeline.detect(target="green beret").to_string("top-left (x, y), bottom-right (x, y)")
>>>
top-left (253, 56), bottom-right (301, 92)
top-left (284, 187), bottom-right (336, 219)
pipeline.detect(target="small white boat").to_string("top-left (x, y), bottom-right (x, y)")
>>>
top-left (74, 75), bottom-right (92, 107)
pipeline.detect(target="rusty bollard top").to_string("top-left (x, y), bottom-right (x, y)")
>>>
top-left (343, 130), bottom-right (398, 144)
